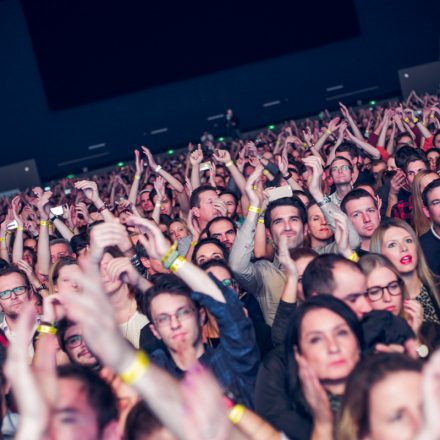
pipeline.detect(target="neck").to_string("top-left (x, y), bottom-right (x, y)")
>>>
top-left (4, 314), bottom-right (18, 333)
top-left (322, 380), bottom-right (345, 396)
top-left (110, 285), bottom-right (135, 324)
top-left (360, 237), bottom-right (371, 251)
top-left (169, 340), bottom-right (205, 371)
top-left (197, 218), bottom-right (209, 231)
top-left (310, 235), bottom-right (333, 249)
top-left (336, 183), bottom-right (352, 199)
top-left (433, 223), bottom-right (440, 238)
top-left (400, 270), bottom-right (422, 299)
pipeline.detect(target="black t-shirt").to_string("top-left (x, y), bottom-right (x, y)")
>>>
top-left (420, 228), bottom-right (440, 276)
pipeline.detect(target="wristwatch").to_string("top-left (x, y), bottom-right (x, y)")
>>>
top-left (317, 196), bottom-right (331, 207)
top-left (49, 212), bottom-right (58, 221)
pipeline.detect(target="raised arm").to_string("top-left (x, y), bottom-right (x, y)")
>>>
top-left (11, 196), bottom-right (24, 263)
top-left (128, 149), bottom-right (144, 205)
top-left (213, 149), bottom-right (247, 194)
top-left (74, 180), bottom-right (115, 222)
top-left (340, 102), bottom-right (364, 140)
top-left (346, 130), bottom-right (381, 159)
top-left (189, 144), bottom-right (203, 190)
top-left (36, 191), bottom-right (51, 277)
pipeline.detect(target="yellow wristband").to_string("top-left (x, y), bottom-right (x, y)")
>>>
top-left (348, 251), bottom-right (359, 262)
top-left (170, 255), bottom-right (187, 273)
top-left (229, 404), bottom-right (246, 425)
top-left (263, 169), bottom-right (270, 176)
top-left (430, 114), bottom-right (435, 119)
top-left (248, 205), bottom-right (261, 214)
top-left (257, 217), bottom-right (265, 224)
top-left (325, 129), bottom-right (332, 134)
top-left (40, 220), bottom-right (49, 227)
top-left (225, 160), bottom-right (234, 168)
top-left (120, 350), bottom-right (150, 385)
top-left (16, 226), bottom-right (24, 231)
top-left (37, 324), bottom-right (57, 335)
top-left (413, 117), bottom-right (419, 124)
top-left (134, 174), bottom-right (141, 181)
top-left (161, 241), bottom-right (178, 264)
top-left (190, 240), bottom-right (198, 247)
top-left (0, 238), bottom-right (5, 243)
top-left (251, 185), bottom-right (257, 190)
top-left (404, 117), bottom-right (410, 123)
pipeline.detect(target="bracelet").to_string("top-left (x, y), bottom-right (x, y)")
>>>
top-left (154, 165), bottom-right (162, 173)
top-left (170, 255), bottom-right (187, 273)
top-left (412, 117), bottom-right (419, 124)
top-left (403, 117), bottom-right (410, 123)
top-left (325, 129), bottom-right (332, 135)
top-left (190, 240), bottom-right (198, 247)
top-left (257, 217), bottom-right (265, 224)
top-left (263, 169), bottom-right (270, 177)
top-left (16, 226), bottom-right (24, 231)
top-left (39, 220), bottom-right (49, 227)
top-left (0, 238), bottom-right (5, 243)
top-left (163, 250), bottom-right (179, 269)
top-left (283, 172), bottom-right (292, 180)
top-left (5, 231), bottom-right (11, 236)
top-left (248, 205), bottom-right (261, 214)
top-left (303, 143), bottom-right (308, 148)
top-left (134, 174), bottom-right (141, 181)
top-left (229, 404), bottom-right (246, 425)
top-left (348, 251), bottom-right (359, 262)
top-left (225, 160), bottom-right (234, 168)
top-left (120, 350), bottom-right (150, 385)
top-left (161, 241), bottom-right (178, 265)
top-left (316, 196), bottom-right (331, 207)
top-left (430, 114), bottom-right (435, 119)
top-left (251, 185), bottom-right (257, 190)
top-left (37, 324), bottom-right (57, 335)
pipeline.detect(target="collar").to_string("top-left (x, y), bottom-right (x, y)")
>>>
top-left (431, 224), bottom-right (440, 240)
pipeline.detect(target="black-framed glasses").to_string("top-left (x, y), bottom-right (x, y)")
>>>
top-left (0, 285), bottom-right (28, 300)
top-left (366, 280), bottom-right (402, 302)
top-left (153, 306), bottom-right (196, 328)
top-left (65, 334), bottom-right (83, 349)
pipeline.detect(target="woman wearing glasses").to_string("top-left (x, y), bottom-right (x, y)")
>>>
top-left (360, 253), bottom-right (440, 355)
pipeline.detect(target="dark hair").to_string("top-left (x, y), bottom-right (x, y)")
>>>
top-left (219, 190), bottom-right (238, 206)
top-left (403, 154), bottom-right (429, 174)
top-left (264, 196), bottom-right (307, 229)
top-left (335, 142), bottom-right (359, 160)
top-left (49, 238), bottom-right (73, 255)
top-left (191, 238), bottom-right (229, 264)
top-left (0, 266), bottom-right (30, 290)
top-left (22, 246), bottom-right (37, 268)
top-left (288, 247), bottom-right (318, 262)
top-left (206, 216), bottom-right (237, 236)
top-left (340, 189), bottom-right (377, 214)
top-left (199, 258), bottom-right (233, 277)
top-left (142, 274), bottom-right (194, 321)
top-left (395, 145), bottom-right (422, 169)
top-left (337, 353), bottom-right (422, 439)
top-left (124, 401), bottom-right (168, 440)
top-left (395, 131), bottom-right (414, 146)
top-left (190, 185), bottom-right (217, 209)
top-left (302, 254), bottom-right (362, 299)
top-left (57, 318), bottom-right (75, 354)
top-left (422, 177), bottom-right (440, 207)
top-left (49, 256), bottom-right (78, 291)
top-left (57, 364), bottom-right (118, 435)
top-left (330, 155), bottom-right (354, 171)
top-left (159, 214), bottom-right (173, 226)
top-left (149, 186), bottom-right (173, 204)
top-left (70, 232), bottom-right (89, 255)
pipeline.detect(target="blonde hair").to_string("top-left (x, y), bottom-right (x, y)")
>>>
top-left (370, 219), bottom-right (439, 306)
top-left (411, 170), bottom-right (434, 235)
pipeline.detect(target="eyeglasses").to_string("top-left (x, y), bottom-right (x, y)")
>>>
top-left (366, 280), bottom-right (402, 302)
top-left (330, 165), bottom-right (351, 173)
top-left (0, 285), bottom-right (28, 300)
top-left (153, 306), bottom-right (196, 328)
top-left (65, 334), bottom-right (83, 349)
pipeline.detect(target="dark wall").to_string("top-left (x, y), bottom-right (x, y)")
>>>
top-left (0, 0), bottom-right (439, 181)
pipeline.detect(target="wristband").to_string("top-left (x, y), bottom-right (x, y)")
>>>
top-left (37, 324), bottom-right (57, 335)
top-left (170, 255), bottom-right (187, 273)
top-left (404, 117), bottom-right (410, 123)
top-left (120, 350), bottom-right (150, 385)
top-left (16, 226), bottom-right (24, 231)
top-left (429, 114), bottom-right (435, 119)
top-left (154, 165), bottom-right (162, 173)
top-left (257, 217), bottom-right (265, 224)
top-left (163, 250), bottom-right (179, 269)
top-left (229, 404), bottom-right (246, 425)
top-left (348, 251), bottom-right (359, 262)
top-left (283, 172), bottom-right (292, 180)
top-left (39, 220), bottom-right (49, 227)
top-left (251, 185), bottom-right (257, 190)
top-left (412, 117), bottom-right (419, 124)
top-left (317, 196), bottom-right (331, 207)
top-left (190, 240), bottom-right (198, 247)
top-left (161, 241), bottom-right (178, 265)
top-left (325, 129), bottom-right (332, 135)
top-left (134, 174), bottom-right (141, 181)
top-left (248, 205), bottom-right (261, 214)
top-left (0, 238), bottom-right (5, 242)
top-left (303, 143), bottom-right (308, 148)
top-left (263, 169), bottom-right (270, 177)
top-left (225, 160), bottom-right (234, 168)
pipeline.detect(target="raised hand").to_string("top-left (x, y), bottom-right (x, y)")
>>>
top-left (141, 146), bottom-right (158, 171)
top-left (244, 163), bottom-right (264, 207)
top-left (89, 221), bottom-right (131, 263)
top-left (11, 195), bottom-right (23, 228)
top-left (134, 149), bottom-right (144, 176)
top-left (302, 156), bottom-right (323, 197)
top-left (74, 180), bottom-right (100, 203)
top-left (278, 234), bottom-right (298, 278)
top-left (212, 149), bottom-right (231, 164)
top-left (327, 116), bottom-right (340, 133)
top-left (390, 170), bottom-right (406, 195)
top-left (333, 210), bottom-right (352, 258)
top-left (189, 144), bottom-right (204, 166)
top-left (403, 299), bottom-right (423, 336)
top-left (37, 191), bottom-right (52, 219)
top-left (153, 175), bottom-right (167, 202)
top-left (106, 257), bottom-right (142, 286)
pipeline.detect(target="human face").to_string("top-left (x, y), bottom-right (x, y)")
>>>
top-left (195, 190), bottom-right (222, 225)
top-left (50, 243), bottom-right (71, 265)
top-left (220, 193), bottom-right (237, 217)
top-left (406, 160), bottom-right (427, 185)
top-left (23, 248), bottom-right (35, 268)
top-left (140, 190), bottom-right (153, 213)
top-left (64, 324), bottom-right (98, 367)
top-left (100, 253), bottom-right (123, 294)
top-left (55, 264), bottom-right (82, 293)
top-left (372, 162), bottom-right (386, 180)
top-left (336, 151), bottom-right (355, 167)
top-left (345, 197), bottom-right (380, 240)
top-left (367, 371), bottom-right (422, 440)
top-left (208, 219), bottom-right (236, 250)
top-left (423, 185), bottom-right (440, 226)
top-left (24, 237), bottom-right (37, 251)
top-left (150, 293), bottom-right (201, 354)
top-left (330, 159), bottom-right (352, 185)
top-left (168, 221), bottom-right (188, 242)
top-left (194, 243), bottom-right (225, 265)
top-left (269, 205), bottom-right (305, 249)
top-left (295, 256), bottom-right (314, 302)
top-left (0, 273), bottom-right (31, 319)
top-left (52, 378), bottom-right (105, 440)
top-left (153, 194), bottom-right (172, 216)
top-left (332, 263), bottom-right (372, 318)
top-left (427, 150), bottom-right (440, 171)
top-left (397, 135), bottom-right (415, 148)
top-left (299, 308), bottom-right (359, 382)
top-left (381, 227), bottom-right (418, 274)
top-left (307, 204), bottom-right (332, 242)
top-left (365, 266), bottom-right (403, 315)
top-left (363, 157), bottom-right (372, 171)
top-left (420, 173), bottom-right (439, 193)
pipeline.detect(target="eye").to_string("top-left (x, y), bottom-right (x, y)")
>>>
top-left (337, 329), bottom-right (349, 337)
top-left (387, 242), bottom-right (396, 248)
top-left (309, 336), bottom-right (321, 344)
top-left (405, 238), bottom-right (413, 244)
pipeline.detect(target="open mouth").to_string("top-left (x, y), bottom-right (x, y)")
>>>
top-left (400, 255), bottom-right (412, 265)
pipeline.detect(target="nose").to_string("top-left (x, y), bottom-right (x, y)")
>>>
top-left (320, 217), bottom-right (328, 226)
top-left (169, 314), bottom-right (182, 330)
top-left (327, 335), bottom-right (341, 354)
top-left (359, 296), bottom-right (372, 316)
top-left (283, 219), bottom-right (292, 231)
top-left (361, 212), bottom-right (370, 223)
top-left (400, 241), bottom-right (408, 252)
top-left (382, 288), bottom-right (391, 302)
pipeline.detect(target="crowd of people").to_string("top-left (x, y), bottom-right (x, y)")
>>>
top-left (0, 91), bottom-right (439, 439)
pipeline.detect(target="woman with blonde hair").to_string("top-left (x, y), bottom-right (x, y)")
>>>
top-left (411, 170), bottom-right (439, 235)
top-left (370, 219), bottom-right (440, 324)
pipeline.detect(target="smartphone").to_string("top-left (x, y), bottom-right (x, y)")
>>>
top-left (199, 162), bottom-right (211, 171)
top-left (64, 189), bottom-right (71, 195)
top-left (50, 206), bottom-right (64, 216)
top-left (266, 185), bottom-right (293, 202)
top-left (7, 220), bottom-right (18, 231)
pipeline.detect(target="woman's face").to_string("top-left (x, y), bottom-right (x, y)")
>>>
top-left (420, 173), bottom-right (439, 193)
top-left (169, 221), bottom-right (188, 242)
top-left (54, 264), bottom-right (82, 293)
top-left (195, 243), bottom-right (225, 265)
top-left (367, 371), bottom-right (422, 440)
top-left (365, 266), bottom-right (402, 316)
top-left (299, 308), bottom-right (359, 381)
top-left (307, 204), bottom-right (333, 242)
top-left (381, 227), bottom-right (418, 275)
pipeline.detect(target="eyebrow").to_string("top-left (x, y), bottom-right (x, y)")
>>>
top-left (55, 407), bottom-right (79, 415)
top-left (303, 323), bottom-right (348, 337)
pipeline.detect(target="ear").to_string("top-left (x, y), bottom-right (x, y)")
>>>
top-left (140, 257), bottom-right (151, 269)
top-left (192, 206), bottom-right (201, 219)
top-left (149, 323), bottom-right (162, 340)
top-left (303, 223), bottom-right (308, 238)
top-left (198, 307), bottom-right (207, 326)
top-left (422, 206), bottom-right (431, 219)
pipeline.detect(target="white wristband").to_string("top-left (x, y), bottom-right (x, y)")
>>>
top-left (155, 165), bottom-right (162, 173)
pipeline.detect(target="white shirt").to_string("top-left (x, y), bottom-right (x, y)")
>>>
top-left (119, 310), bottom-right (149, 349)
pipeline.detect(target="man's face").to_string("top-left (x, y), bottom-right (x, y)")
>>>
top-left (406, 160), bottom-right (428, 185)
top-left (149, 293), bottom-right (201, 354)
top-left (0, 272), bottom-right (31, 319)
top-left (344, 197), bottom-right (380, 240)
top-left (50, 243), bottom-right (71, 265)
top-left (194, 190), bottom-right (222, 224)
top-left (52, 378), bottom-right (103, 440)
top-left (336, 151), bottom-right (356, 167)
top-left (140, 191), bottom-right (153, 213)
top-left (331, 262), bottom-right (372, 318)
top-left (363, 157), bottom-right (372, 171)
top-left (423, 186), bottom-right (440, 226)
top-left (397, 135), bottom-right (415, 148)
top-left (269, 205), bottom-right (305, 249)
top-left (427, 151), bottom-right (440, 171)
top-left (64, 324), bottom-right (98, 368)
top-left (219, 194), bottom-right (237, 217)
top-left (330, 159), bottom-right (352, 185)
top-left (372, 162), bottom-right (386, 180)
top-left (208, 220), bottom-right (236, 250)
